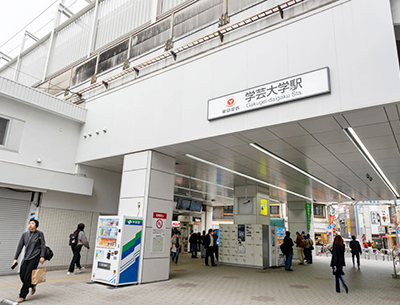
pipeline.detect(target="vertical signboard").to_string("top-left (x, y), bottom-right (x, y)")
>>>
top-left (305, 203), bottom-right (312, 232)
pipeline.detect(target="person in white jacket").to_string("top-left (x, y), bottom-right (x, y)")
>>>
top-left (67, 223), bottom-right (90, 275)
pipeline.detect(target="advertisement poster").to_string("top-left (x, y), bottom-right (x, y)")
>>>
top-left (260, 198), bottom-right (268, 216)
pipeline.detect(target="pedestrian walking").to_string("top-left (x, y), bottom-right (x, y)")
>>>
top-left (189, 230), bottom-right (198, 258)
top-left (294, 231), bottom-right (306, 264)
top-left (304, 233), bottom-right (314, 264)
top-left (330, 235), bottom-right (348, 293)
top-left (281, 231), bottom-right (294, 271)
top-left (171, 230), bottom-right (183, 264)
top-left (213, 229), bottom-right (219, 262)
top-left (203, 229), bottom-right (217, 266)
top-left (67, 223), bottom-right (90, 275)
top-left (200, 230), bottom-right (206, 258)
top-left (349, 235), bottom-right (362, 270)
top-left (13, 219), bottom-right (46, 303)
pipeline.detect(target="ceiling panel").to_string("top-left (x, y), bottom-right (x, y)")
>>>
top-left (298, 116), bottom-right (342, 133)
top-left (312, 129), bottom-right (349, 145)
top-left (344, 108), bottom-right (388, 127)
top-left (267, 123), bottom-right (308, 139)
top-left (80, 103), bottom-right (400, 204)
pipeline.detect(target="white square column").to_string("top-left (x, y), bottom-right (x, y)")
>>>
top-left (118, 151), bottom-right (175, 284)
top-left (288, 201), bottom-right (314, 260)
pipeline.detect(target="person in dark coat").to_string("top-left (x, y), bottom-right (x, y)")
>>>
top-left (330, 235), bottom-right (348, 293)
top-left (282, 231), bottom-right (294, 271)
top-left (189, 231), bottom-right (198, 258)
top-left (203, 229), bottom-right (216, 266)
top-left (349, 235), bottom-right (362, 270)
top-left (13, 219), bottom-right (46, 303)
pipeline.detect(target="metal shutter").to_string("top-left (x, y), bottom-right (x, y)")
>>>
top-left (0, 198), bottom-right (29, 275)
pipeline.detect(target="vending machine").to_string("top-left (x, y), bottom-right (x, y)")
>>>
top-left (91, 216), bottom-right (143, 286)
top-left (269, 226), bottom-right (285, 267)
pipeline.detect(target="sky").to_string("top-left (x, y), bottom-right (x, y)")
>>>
top-left (0, 0), bottom-right (88, 63)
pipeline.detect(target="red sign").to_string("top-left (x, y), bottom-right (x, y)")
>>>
top-left (193, 221), bottom-right (200, 225)
top-left (333, 228), bottom-right (336, 234)
top-left (330, 215), bottom-right (335, 225)
top-left (172, 221), bottom-right (181, 227)
top-left (153, 212), bottom-right (167, 219)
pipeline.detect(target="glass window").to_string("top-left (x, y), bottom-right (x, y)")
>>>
top-left (0, 117), bottom-right (9, 146)
top-left (314, 205), bottom-right (325, 217)
top-left (270, 205), bottom-right (279, 215)
top-left (222, 206), bottom-right (233, 215)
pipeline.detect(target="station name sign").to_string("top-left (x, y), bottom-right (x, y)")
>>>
top-left (207, 67), bottom-right (330, 121)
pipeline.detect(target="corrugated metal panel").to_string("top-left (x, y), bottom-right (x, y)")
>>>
top-left (0, 198), bottom-right (30, 276)
top-left (0, 61), bottom-right (17, 81)
top-left (18, 39), bottom-right (50, 87)
top-left (228, 0), bottom-right (267, 14)
top-left (159, 0), bottom-right (191, 14)
top-left (94, 0), bottom-right (152, 51)
top-left (0, 76), bottom-right (87, 123)
top-left (47, 8), bottom-right (95, 77)
top-left (173, 0), bottom-right (223, 38)
top-left (37, 207), bottom-right (98, 270)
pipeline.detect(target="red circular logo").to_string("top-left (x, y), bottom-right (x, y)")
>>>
top-left (226, 97), bottom-right (236, 107)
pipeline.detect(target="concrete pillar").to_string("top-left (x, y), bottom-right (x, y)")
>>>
top-left (288, 201), bottom-right (312, 260)
top-left (233, 185), bottom-right (269, 225)
top-left (118, 151), bottom-right (175, 284)
top-left (205, 205), bottom-right (213, 230)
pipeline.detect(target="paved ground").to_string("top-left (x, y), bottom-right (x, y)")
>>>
top-left (1, 253), bottom-right (399, 305)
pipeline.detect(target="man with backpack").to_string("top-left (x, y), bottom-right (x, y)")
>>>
top-left (13, 219), bottom-right (46, 303)
top-left (294, 231), bottom-right (306, 265)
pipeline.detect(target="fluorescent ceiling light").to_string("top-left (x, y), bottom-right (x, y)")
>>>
top-left (250, 143), bottom-right (354, 200)
top-left (344, 127), bottom-right (399, 199)
top-left (175, 173), bottom-right (234, 190)
top-left (185, 154), bottom-right (313, 201)
top-left (174, 185), bottom-right (234, 201)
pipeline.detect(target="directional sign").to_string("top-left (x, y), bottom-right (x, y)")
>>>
top-left (397, 229), bottom-right (400, 235)
top-left (327, 225), bottom-right (332, 230)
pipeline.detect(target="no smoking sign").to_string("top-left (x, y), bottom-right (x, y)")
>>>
top-left (153, 212), bottom-right (167, 230)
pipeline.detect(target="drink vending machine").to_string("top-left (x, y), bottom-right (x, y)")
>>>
top-left (91, 216), bottom-right (143, 286)
top-left (269, 226), bottom-right (285, 267)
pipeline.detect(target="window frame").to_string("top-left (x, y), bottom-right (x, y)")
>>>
top-left (269, 204), bottom-right (280, 217)
top-left (313, 204), bottom-right (325, 218)
top-left (221, 206), bottom-right (233, 217)
top-left (0, 116), bottom-right (10, 147)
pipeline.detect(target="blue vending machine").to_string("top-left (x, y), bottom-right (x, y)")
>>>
top-left (91, 216), bottom-right (142, 286)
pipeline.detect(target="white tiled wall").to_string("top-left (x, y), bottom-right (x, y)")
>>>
top-left (38, 207), bottom-right (99, 270)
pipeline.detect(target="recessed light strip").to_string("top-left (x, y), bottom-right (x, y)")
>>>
top-left (174, 185), bottom-right (234, 201)
top-left (250, 143), bottom-right (354, 200)
top-left (185, 154), bottom-right (313, 201)
top-left (175, 173), bottom-right (234, 190)
top-left (344, 127), bottom-right (399, 198)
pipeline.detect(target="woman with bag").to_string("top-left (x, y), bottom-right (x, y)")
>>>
top-left (171, 230), bottom-right (183, 264)
top-left (304, 233), bottom-right (314, 264)
top-left (330, 235), bottom-right (348, 293)
top-left (13, 219), bottom-right (46, 303)
top-left (67, 223), bottom-right (90, 275)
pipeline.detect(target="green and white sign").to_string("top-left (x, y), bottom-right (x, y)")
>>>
top-left (305, 203), bottom-right (312, 232)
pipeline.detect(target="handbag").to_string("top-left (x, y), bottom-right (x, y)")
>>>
top-left (31, 268), bottom-right (47, 285)
top-left (310, 245), bottom-right (314, 250)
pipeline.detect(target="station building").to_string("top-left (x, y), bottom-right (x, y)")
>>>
top-left (1, 0), bottom-right (400, 282)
